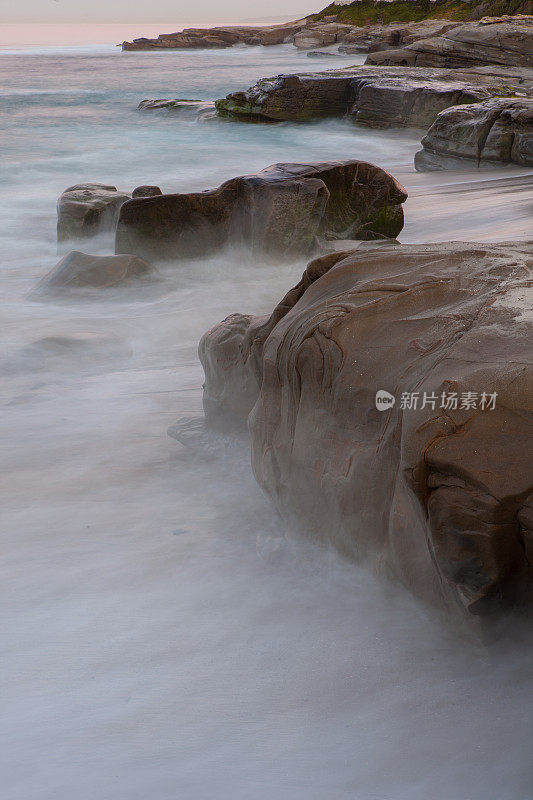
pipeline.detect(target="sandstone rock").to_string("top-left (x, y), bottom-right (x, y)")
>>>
top-left (57, 183), bottom-right (131, 242)
top-left (132, 185), bottom-right (163, 198)
top-left (31, 251), bottom-right (156, 297)
top-left (415, 97), bottom-right (533, 169)
top-left (199, 241), bottom-right (533, 629)
top-left (216, 65), bottom-right (533, 127)
top-left (115, 161), bottom-right (407, 262)
top-left (367, 18), bottom-right (533, 68)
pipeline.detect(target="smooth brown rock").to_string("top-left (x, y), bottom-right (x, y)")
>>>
top-left (199, 241), bottom-right (533, 629)
top-left (57, 183), bottom-right (131, 242)
top-left (415, 96), bottom-right (533, 168)
top-left (115, 161), bottom-right (407, 262)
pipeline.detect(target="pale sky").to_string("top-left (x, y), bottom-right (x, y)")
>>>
top-left (2, 0), bottom-right (320, 24)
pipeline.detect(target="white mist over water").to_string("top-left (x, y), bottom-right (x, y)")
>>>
top-left (1, 42), bottom-right (532, 800)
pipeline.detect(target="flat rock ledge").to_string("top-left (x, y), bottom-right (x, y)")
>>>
top-left (115, 160), bottom-right (407, 262)
top-left (366, 18), bottom-right (533, 69)
top-left (415, 96), bottom-right (533, 168)
top-left (215, 65), bottom-right (533, 128)
top-left (199, 241), bottom-right (533, 632)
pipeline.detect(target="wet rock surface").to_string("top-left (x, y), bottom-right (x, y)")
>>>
top-left (57, 183), bottom-right (131, 242)
top-left (115, 160), bottom-right (407, 262)
top-left (215, 65), bottom-right (533, 127)
top-left (199, 241), bottom-right (533, 628)
top-left (415, 96), bottom-right (533, 168)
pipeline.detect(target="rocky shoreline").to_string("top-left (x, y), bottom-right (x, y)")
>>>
top-left (46, 8), bottom-right (533, 632)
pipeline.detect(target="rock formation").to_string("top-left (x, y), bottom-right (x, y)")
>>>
top-left (121, 21), bottom-right (306, 50)
top-left (216, 65), bottom-right (533, 127)
top-left (415, 97), bottom-right (533, 168)
top-left (57, 183), bottom-right (131, 242)
top-left (199, 241), bottom-right (533, 630)
top-left (31, 251), bottom-right (157, 297)
top-left (131, 185), bottom-right (163, 198)
top-left (367, 18), bottom-right (533, 68)
top-left (115, 161), bottom-right (407, 262)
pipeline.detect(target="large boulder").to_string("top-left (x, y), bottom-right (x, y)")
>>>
top-left (115, 161), bottom-right (407, 262)
top-left (199, 241), bottom-right (533, 630)
top-left (215, 65), bottom-right (533, 127)
top-left (57, 183), bottom-right (131, 242)
top-left (31, 250), bottom-right (156, 297)
top-left (415, 96), bottom-right (533, 168)
top-left (366, 18), bottom-right (533, 68)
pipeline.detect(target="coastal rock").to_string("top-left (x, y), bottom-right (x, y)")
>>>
top-left (137, 99), bottom-right (215, 117)
top-left (122, 21), bottom-right (306, 50)
top-left (115, 160), bottom-right (407, 261)
top-left (199, 241), bottom-right (533, 628)
top-left (132, 185), bottom-right (163, 198)
top-left (31, 251), bottom-right (156, 296)
top-left (367, 18), bottom-right (533, 68)
top-left (339, 19), bottom-right (460, 54)
top-left (415, 97), bottom-right (533, 169)
top-left (57, 183), bottom-right (131, 242)
top-left (294, 23), bottom-right (353, 50)
top-left (216, 65), bottom-right (533, 127)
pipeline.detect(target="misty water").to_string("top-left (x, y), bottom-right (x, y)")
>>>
top-left (1, 41), bottom-right (532, 800)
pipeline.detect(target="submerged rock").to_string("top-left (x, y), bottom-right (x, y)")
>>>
top-left (57, 183), bottom-right (131, 242)
top-left (367, 18), bottom-right (533, 68)
top-left (415, 96), bottom-right (533, 168)
top-left (215, 65), bottom-right (533, 127)
top-left (199, 241), bottom-right (533, 630)
top-left (31, 250), bottom-right (156, 297)
top-left (115, 160), bottom-right (407, 262)
top-left (137, 99), bottom-right (215, 117)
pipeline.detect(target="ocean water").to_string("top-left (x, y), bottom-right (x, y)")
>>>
top-left (1, 40), bottom-right (532, 800)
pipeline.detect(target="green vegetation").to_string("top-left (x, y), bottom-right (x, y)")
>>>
top-left (311, 0), bottom-right (532, 25)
